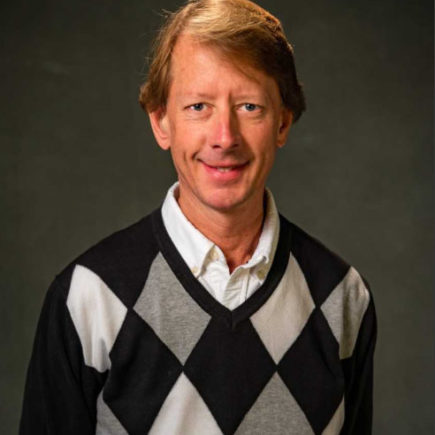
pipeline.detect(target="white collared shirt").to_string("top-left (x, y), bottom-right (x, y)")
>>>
top-left (161, 182), bottom-right (280, 310)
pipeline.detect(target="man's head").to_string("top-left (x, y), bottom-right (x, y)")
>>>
top-left (141, 0), bottom-right (305, 216)
top-left (139, 0), bottom-right (305, 120)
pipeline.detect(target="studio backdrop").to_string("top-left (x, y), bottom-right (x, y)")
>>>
top-left (0, 0), bottom-right (433, 433)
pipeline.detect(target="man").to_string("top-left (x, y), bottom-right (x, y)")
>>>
top-left (20, 0), bottom-right (376, 434)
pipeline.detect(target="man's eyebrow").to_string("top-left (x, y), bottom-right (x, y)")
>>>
top-left (235, 92), bottom-right (269, 101)
top-left (177, 91), bottom-right (269, 101)
top-left (177, 92), bottom-right (215, 100)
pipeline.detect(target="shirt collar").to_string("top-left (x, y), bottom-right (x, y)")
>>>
top-left (161, 183), bottom-right (213, 277)
top-left (242, 189), bottom-right (280, 272)
top-left (161, 182), bottom-right (280, 277)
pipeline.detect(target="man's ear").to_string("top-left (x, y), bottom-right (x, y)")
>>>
top-left (148, 108), bottom-right (171, 150)
top-left (277, 108), bottom-right (293, 148)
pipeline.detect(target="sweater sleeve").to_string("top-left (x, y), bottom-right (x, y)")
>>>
top-left (19, 278), bottom-right (106, 435)
top-left (341, 290), bottom-right (377, 435)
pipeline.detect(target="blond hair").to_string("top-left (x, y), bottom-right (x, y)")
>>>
top-left (139, 0), bottom-right (306, 121)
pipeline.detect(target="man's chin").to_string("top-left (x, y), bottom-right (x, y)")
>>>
top-left (200, 192), bottom-right (251, 214)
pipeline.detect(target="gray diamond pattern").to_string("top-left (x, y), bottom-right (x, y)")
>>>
top-left (235, 373), bottom-right (314, 434)
top-left (321, 267), bottom-right (370, 359)
top-left (134, 253), bottom-right (211, 364)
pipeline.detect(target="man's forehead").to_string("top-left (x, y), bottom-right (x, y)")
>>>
top-left (170, 34), bottom-right (229, 72)
top-left (169, 34), bottom-right (277, 98)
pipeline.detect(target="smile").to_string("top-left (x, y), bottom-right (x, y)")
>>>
top-left (201, 161), bottom-right (248, 170)
top-left (215, 166), bottom-right (236, 173)
top-left (200, 161), bottom-right (249, 181)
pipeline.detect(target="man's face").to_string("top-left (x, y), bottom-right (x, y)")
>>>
top-left (150, 34), bottom-right (292, 215)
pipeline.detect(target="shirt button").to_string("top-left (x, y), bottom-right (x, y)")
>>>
top-left (191, 266), bottom-right (199, 275)
top-left (256, 269), bottom-right (267, 280)
top-left (210, 247), bottom-right (220, 261)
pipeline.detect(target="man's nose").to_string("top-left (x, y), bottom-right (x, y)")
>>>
top-left (211, 109), bottom-right (240, 150)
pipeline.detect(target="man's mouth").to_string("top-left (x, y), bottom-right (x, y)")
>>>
top-left (198, 160), bottom-right (249, 181)
top-left (201, 162), bottom-right (248, 171)
top-left (214, 166), bottom-right (238, 173)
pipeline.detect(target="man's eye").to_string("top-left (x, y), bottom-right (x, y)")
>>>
top-left (189, 103), bottom-right (205, 111)
top-left (243, 103), bottom-right (258, 112)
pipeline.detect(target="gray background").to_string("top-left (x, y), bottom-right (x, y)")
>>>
top-left (1, 0), bottom-right (433, 433)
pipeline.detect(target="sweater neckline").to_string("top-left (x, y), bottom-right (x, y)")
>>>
top-left (151, 208), bottom-right (292, 329)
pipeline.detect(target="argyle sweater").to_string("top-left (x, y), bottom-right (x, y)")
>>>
top-left (20, 209), bottom-right (376, 435)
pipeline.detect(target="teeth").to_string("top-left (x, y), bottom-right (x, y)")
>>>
top-left (216, 167), bottom-right (234, 172)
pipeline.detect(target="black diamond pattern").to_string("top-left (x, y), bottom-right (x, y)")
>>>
top-left (277, 308), bottom-right (344, 434)
top-left (104, 310), bottom-right (182, 435)
top-left (184, 317), bottom-right (276, 435)
top-left (291, 227), bottom-right (350, 306)
top-left (78, 215), bottom-right (160, 308)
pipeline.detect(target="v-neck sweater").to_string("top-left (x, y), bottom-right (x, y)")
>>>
top-left (20, 208), bottom-right (376, 435)
top-left (158, 202), bottom-right (286, 328)
top-left (161, 183), bottom-right (280, 310)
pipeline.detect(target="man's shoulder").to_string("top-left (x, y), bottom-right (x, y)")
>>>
top-left (52, 209), bottom-right (161, 306)
top-left (280, 214), bottom-right (371, 307)
top-left (280, 213), bottom-right (351, 273)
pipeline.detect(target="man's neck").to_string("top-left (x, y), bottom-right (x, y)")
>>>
top-left (177, 191), bottom-right (265, 273)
